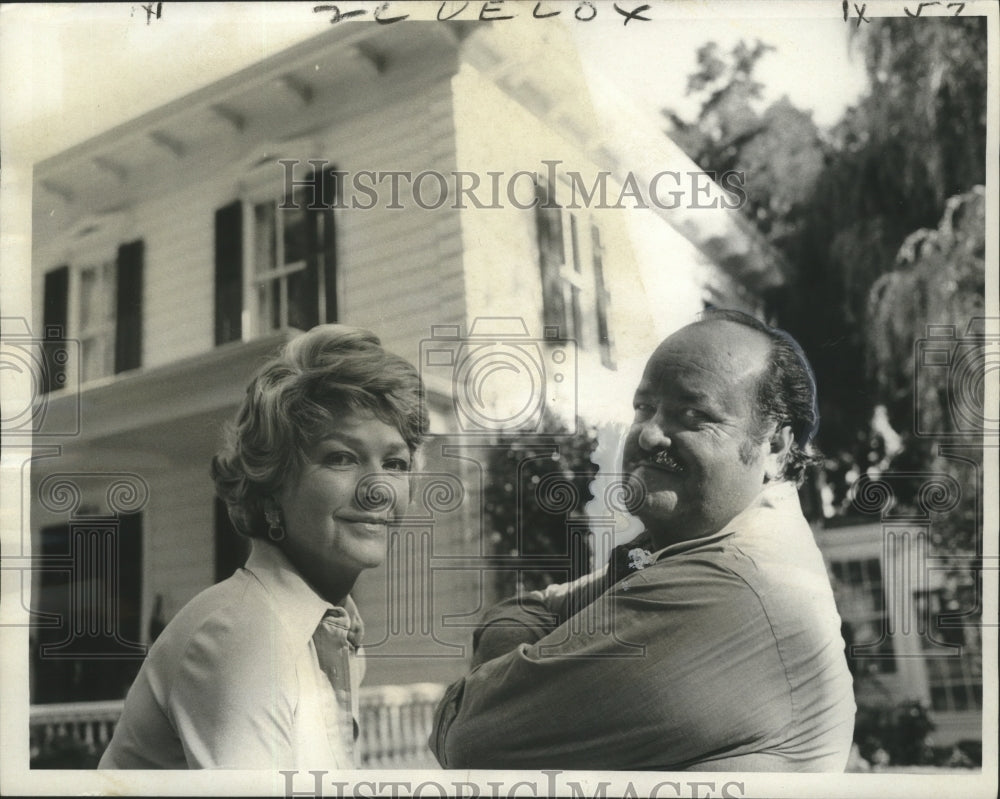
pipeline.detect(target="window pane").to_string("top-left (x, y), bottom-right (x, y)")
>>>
top-left (271, 281), bottom-right (281, 330)
top-left (81, 337), bottom-right (103, 383)
top-left (570, 285), bottom-right (583, 344)
top-left (282, 206), bottom-right (309, 266)
top-left (79, 267), bottom-right (98, 328)
top-left (945, 656), bottom-right (967, 678)
top-left (594, 223), bottom-right (614, 368)
top-left (569, 214), bottom-right (581, 273)
top-left (878, 634), bottom-right (896, 663)
top-left (254, 203), bottom-right (276, 274)
top-left (287, 263), bottom-right (319, 331)
top-left (930, 685), bottom-right (949, 711)
top-left (255, 176), bottom-right (336, 334)
top-left (257, 281), bottom-right (277, 332)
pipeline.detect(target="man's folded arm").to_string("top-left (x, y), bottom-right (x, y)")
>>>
top-left (431, 562), bottom-right (795, 771)
top-left (470, 568), bottom-right (608, 666)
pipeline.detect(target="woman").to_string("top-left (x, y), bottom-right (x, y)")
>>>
top-left (99, 325), bottom-right (426, 769)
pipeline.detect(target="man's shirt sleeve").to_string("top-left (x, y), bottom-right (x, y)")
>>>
top-left (471, 569), bottom-right (608, 666)
top-left (431, 558), bottom-right (794, 770)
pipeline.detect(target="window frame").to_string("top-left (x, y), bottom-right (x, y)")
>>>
top-left (830, 556), bottom-right (898, 676)
top-left (914, 574), bottom-right (983, 712)
top-left (74, 256), bottom-right (118, 384)
top-left (43, 214), bottom-right (139, 389)
top-left (236, 146), bottom-right (338, 339)
top-left (534, 175), bottom-right (615, 368)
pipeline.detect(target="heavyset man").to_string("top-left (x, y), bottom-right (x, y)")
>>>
top-left (430, 310), bottom-right (856, 771)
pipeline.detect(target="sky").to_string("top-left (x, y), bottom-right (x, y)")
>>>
top-left (1, 2), bottom-right (870, 167)
top-left (573, 15), bottom-right (869, 128)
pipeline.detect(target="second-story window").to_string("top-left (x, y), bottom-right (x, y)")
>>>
top-left (77, 258), bottom-right (117, 382)
top-left (253, 166), bottom-right (337, 336)
top-left (42, 237), bottom-right (144, 390)
top-left (215, 164), bottom-right (338, 342)
top-left (254, 200), bottom-right (316, 332)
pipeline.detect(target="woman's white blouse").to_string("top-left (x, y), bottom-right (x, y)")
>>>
top-left (99, 539), bottom-right (365, 769)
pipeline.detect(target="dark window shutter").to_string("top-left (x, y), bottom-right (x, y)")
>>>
top-left (591, 223), bottom-right (614, 368)
top-left (289, 188), bottom-right (319, 331)
top-left (320, 166), bottom-right (338, 324)
top-left (534, 181), bottom-right (566, 336)
top-left (214, 201), bottom-right (243, 345)
top-left (115, 240), bottom-right (144, 373)
top-left (42, 265), bottom-right (70, 394)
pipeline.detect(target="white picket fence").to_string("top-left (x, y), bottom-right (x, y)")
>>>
top-left (29, 683), bottom-right (447, 769)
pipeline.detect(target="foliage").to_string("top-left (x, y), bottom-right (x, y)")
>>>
top-left (853, 18), bottom-right (988, 210)
top-left (868, 189), bottom-right (986, 439)
top-left (666, 39), bottom-right (775, 171)
top-left (664, 18), bottom-right (987, 541)
top-left (853, 699), bottom-right (981, 768)
top-left (666, 41), bottom-right (826, 245)
top-left (483, 412), bottom-right (599, 596)
top-left (866, 188), bottom-right (985, 552)
top-left (854, 699), bottom-right (936, 766)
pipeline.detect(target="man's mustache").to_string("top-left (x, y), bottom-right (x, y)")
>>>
top-left (624, 450), bottom-right (684, 473)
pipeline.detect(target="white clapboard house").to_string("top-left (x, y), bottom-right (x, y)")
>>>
top-left (32, 20), bottom-right (980, 765)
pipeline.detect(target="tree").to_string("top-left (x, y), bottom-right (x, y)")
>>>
top-left (666, 39), bottom-right (775, 172)
top-left (865, 187), bottom-right (985, 555)
top-left (665, 40), bottom-right (825, 244)
top-left (868, 188), bottom-right (986, 447)
top-left (663, 18), bottom-right (987, 531)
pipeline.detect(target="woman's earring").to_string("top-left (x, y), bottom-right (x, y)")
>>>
top-left (264, 503), bottom-right (286, 542)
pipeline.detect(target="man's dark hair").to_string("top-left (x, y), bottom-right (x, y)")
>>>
top-left (699, 308), bottom-right (821, 485)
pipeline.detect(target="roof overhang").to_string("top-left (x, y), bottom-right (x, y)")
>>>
top-left (33, 22), bottom-right (467, 220)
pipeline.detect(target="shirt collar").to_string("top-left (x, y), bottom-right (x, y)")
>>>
top-left (650, 481), bottom-right (803, 562)
top-left (243, 538), bottom-right (363, 648)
